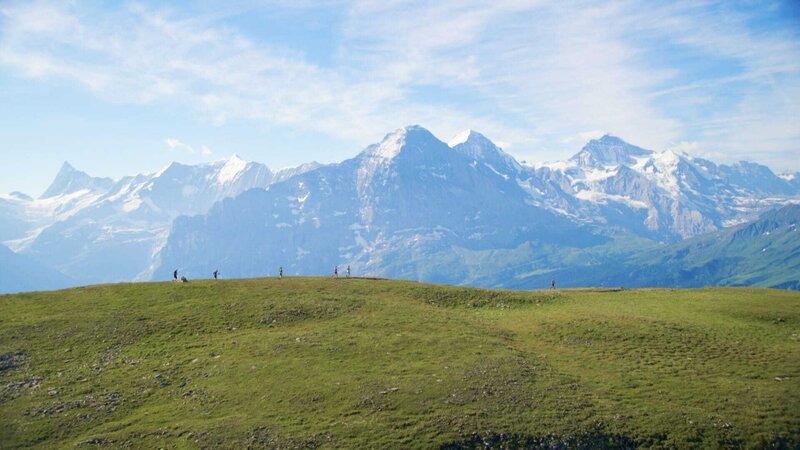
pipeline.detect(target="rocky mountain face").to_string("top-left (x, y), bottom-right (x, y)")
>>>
top-left (157, 126), bottom-right (799, 286)
top-left (157, 126), bottom-right (601, 282)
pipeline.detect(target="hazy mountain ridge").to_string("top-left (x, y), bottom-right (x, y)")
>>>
top-left (0, 243), bottom-right (75, 294)
top-left (615, 204), bottom-right (800, 288)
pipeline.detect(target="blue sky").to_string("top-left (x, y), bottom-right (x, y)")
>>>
top-left (1, 0), bottom-right (799, 196)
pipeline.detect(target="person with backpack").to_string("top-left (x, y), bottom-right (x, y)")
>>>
top-left (213, 269), bottom-right (219, 279)
top-left (550, 279), bottom-right (556, 290)
top-left (173, 269), bottom-right (178, 281)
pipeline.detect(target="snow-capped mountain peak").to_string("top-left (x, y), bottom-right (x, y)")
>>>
top-left (447, 129), bottom-right (476, 147)
top-left (40, 161), bottom-right (113, 199)
top-left (363, 125), bottom-right (437, 161)
top-left (369, 128), bottom-right (407, 160)
top-left (357, 125), bottom-right (444, 194)
top-left (217, 154), bottom-right (249, 184)
top-left (449, 129), bottom-right (522, 174)
top-left (571, 134), bottom-right (653, 168)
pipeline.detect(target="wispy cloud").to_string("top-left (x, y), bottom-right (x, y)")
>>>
top-left (164, 138), bottom-right (194, 154)
top-left (164, 138), bottom-right (213, 158)
top-left (0, 1), bottom-right (798, 169)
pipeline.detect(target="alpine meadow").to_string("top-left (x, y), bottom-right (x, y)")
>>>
top-left (1, 280), bottom-right (799, 448)
top-left (1, 1), bottom-right (800, 449)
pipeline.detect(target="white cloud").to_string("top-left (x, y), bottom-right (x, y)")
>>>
top-left (668, 141), bottom-right (701, 154)
top-left (164, 139), bottom-right (215, 159)
top-left (164, 138), bottom-right (194, 154)
top-left (578, 131), bottom-right (608, 142)
top-left (0, 1), bottom-right (798, 170)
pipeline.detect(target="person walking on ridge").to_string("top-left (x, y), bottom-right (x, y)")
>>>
top-left (279, 267), bottom-right (283, 280)
top-left (333, 266), bottom-right (338, 278)
top-left (550, 279), bottom-right (556, 290)
top-left (173, 269), bottom-right (178, 281)
top-left (213, 269), bottom-right (219, 280)
top-left (346, 265), bottom-right (351, 278)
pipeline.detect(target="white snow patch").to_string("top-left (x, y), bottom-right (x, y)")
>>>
top-left (722, 217), bottom-right (751, 227)
top-left (369, 128), bottom-right (406, 160)
top-left (122, 198), bottom-right (142, 212)
top-left (354, 232), bottom-right (370, 250)
top-left (575, 190), bottom-right (648, 209)
top-left (484, 163), bottom-right (510, 180)
top-left (581, 166), bottom-right (619, 182)
top-left (217, 154), bottom-right (248, 184)
top-left (448, 129), bottom-right (473, 147)
top-left (533, 160), bottom-right (577, 171)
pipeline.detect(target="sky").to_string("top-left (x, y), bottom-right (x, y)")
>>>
top-left (1, 0), bottom-right (799, 196)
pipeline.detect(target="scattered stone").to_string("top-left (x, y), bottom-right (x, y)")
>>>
top-left (48, 389), bottom-right (58, 396)
top-left (1, 375), bottom-right (43, 402)
top-left (154, 373), bottom-right (170, 386)
top-left (77, 436), bottom-right (114, 446)
top-left (0, 351), bottom-right (25, 372)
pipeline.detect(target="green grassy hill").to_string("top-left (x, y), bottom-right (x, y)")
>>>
top-left (1, 278), bottom-right (799, 448)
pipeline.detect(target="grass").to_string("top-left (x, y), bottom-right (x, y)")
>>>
top-left (0, 278), bottom-right (798, 448)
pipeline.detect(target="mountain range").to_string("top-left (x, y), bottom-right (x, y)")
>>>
top-left (0, 157), bottom-right (320, 287)
top-left (1, 125), bottom-right (798, 293)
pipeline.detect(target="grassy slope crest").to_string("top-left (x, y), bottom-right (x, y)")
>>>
top-left (1, 278), bottom-right (799, 448)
